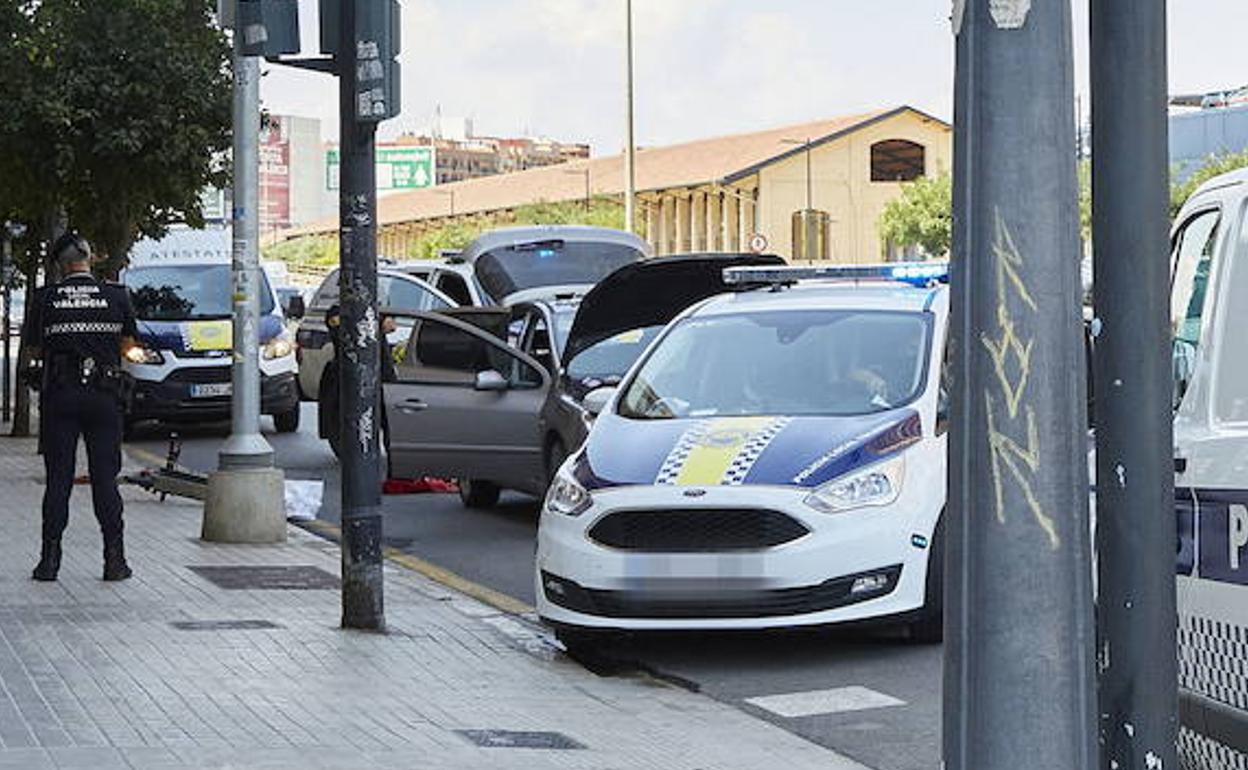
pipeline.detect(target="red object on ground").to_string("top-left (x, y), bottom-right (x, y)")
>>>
top-left (73, 475), bottom-right (91, 485)
top-left (382, 477), bottom-right (458, 495)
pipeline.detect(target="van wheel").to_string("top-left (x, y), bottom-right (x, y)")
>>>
top-left (274, 406), bottom-right (301, 433)
top-left (458, 479), bottom-right (500, 509)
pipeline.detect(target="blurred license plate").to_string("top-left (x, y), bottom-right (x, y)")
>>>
top-left (190, 383), bottom-right (232, 398)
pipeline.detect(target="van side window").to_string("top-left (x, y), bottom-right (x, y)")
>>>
top-left (1170, 209), bottom-right (1221, 349)
top-left (1170, 209), bottom-right (1221, 409)
top-left (1215, 207), bottom-right (1248, 423)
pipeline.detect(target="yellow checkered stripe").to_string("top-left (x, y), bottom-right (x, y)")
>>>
top-left (655, 417), bottom-right (792, 487)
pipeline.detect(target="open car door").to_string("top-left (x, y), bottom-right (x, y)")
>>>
top-left (384, 310), bottom-right (551, 496)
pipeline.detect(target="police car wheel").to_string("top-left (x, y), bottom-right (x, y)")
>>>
top-left (274, 406), bottom-right (300, 433)
top-left (457, 479), bottom-right (500, 509)
top-left (908, 516), bottom-right (945, 644)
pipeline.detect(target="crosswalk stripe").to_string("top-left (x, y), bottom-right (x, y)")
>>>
top-left (745, 686), bottom-right (907, 718)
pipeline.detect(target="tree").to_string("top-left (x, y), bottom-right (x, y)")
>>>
top-left (878, 173), bottom-right (952, 258)
top-left (0, 0), bottom-right (231, 275)
top-left (1171, 150), bottom-right (1248, 217)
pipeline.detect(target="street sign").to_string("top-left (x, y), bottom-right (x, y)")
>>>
top-left (327, 146), bottom-right (435, 192)
top-left (748, 233), bottom-right (769, 254)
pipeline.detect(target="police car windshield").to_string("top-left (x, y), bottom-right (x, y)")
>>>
top-left (125, 265), bottom-right (275, 321)
top-left (618, 309), bottom-right (931, 420)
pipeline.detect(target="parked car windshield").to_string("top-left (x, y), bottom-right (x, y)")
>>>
top-left (618, 309), bottom-right (931, 419)
top-left (474, 240), bottom-right (643, 301)
top-left (125, 264), bottom-right (275, 321)
top-left (551, 310), bottom-right (659, 382)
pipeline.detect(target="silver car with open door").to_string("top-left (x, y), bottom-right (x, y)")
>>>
top-left (385, 309), bottom-right (552, 508)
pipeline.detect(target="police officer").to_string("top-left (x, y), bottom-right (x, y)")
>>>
top-left (23, 232), bottom-right (139, 582)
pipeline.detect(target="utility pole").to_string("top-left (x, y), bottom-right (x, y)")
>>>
top-left (946, 2), bottom-right (1096, 769)
top-left (624, 0), bottom-right (636, 233)
top-left (262, 0), bottom-right (398, 630)
top-left (1091, 1), bottom-right (1177, 767)
top-left (203, 0), bottom-right (287, 545)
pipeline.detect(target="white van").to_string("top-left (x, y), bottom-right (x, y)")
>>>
top-left (1169, 167), bottom-right (1248, 766)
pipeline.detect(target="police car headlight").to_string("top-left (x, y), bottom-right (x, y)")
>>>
top-left (124, 346), bottom-right (164, 365)
top-left (262, 337), bottom-right (294, 360)
top-left (805, 455), bottom-right (905, 513)
top-left (545, 469), bottom-right (592, 517)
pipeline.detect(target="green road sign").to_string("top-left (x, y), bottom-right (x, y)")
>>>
top-left (327, 146), bottom-right (434, 191)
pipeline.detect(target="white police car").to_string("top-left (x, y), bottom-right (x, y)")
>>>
top-left (120, 236), bottom-right (300, 432)
top-left (536, 263), bottom-right (950, 647)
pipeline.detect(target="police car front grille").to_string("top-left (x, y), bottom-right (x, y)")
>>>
top-left (165, 367), bottom-right (231, 385)
top-left (587, 508), bottom-right (809, 552)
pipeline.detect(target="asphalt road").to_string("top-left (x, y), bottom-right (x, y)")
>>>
top-left (125, 404), bottom-right (943, 770)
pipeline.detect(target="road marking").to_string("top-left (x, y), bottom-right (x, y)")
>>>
top-left (745, 686), bottom-right (906, 718)
top-left (123, 444), bottom-right (167, 468)
top-left (298, 518), bottom-right (537, 617)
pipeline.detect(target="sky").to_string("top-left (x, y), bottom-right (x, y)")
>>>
top-left (262, 0), bottom-right (1248, 153)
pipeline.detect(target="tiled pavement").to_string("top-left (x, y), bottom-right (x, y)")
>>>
top-left (0, 437), bottom-right (870, 770)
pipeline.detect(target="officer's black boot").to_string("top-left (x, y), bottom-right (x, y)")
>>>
top-left (32, 539), bottom-right (62, 581)
top-left (102, 538), bottom-right (132, 582)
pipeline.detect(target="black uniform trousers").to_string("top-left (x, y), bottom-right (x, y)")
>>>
top-left (41, 384), bottom-right (125, 543)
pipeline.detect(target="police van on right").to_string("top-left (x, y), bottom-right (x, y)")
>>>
top-left (1170, 167), bottom-right (1248, 769)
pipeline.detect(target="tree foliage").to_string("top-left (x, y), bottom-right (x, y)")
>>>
top-left (1171, 150), bottom-right (1248, 217)
top-left (264, 197), bottom-right (629, 265)
top-left (877, 173), bottom-right (952, 258)
top-left (0, 0), bottom-right (231, 274)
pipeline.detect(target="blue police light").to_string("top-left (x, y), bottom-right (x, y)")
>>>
top-left (538, 248), bottom-right (557, 259)
top-left (723, 261), bottom-right (950, 287)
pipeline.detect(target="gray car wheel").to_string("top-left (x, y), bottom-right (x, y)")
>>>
top-left (458, 478), bottom-right (500, 509)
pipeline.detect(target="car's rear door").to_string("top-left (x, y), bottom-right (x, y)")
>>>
top-left (384, 311), bottom-right (551, 494)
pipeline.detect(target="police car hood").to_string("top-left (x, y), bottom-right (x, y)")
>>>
top-left (561, 253), bottom-right (786, 365)
top-left (136, 315), bottom-right (284, 355)
top-left (573, 409), bottom-right (921, 490)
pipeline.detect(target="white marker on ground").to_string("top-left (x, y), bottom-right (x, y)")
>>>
top-left (745, 686), bottom-right (906, 718)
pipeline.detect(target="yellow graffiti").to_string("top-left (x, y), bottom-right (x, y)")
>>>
top-left (979, 209), bottom-right (1060, 550)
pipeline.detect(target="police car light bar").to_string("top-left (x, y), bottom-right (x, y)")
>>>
top-left (722, 261), bottom-right (950, 288)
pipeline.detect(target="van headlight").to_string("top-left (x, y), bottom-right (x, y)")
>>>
top-left (262, 336), bottom-right (294, 360)
top-left (805, 455), bottom-right (905, 513)
top-left (124, 346), bottom-right (164, 365)
top-left (546, 469), bottom-right (592, 517)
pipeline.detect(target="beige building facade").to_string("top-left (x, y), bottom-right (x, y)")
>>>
top-left (286, 106), bottom-right (951, 263)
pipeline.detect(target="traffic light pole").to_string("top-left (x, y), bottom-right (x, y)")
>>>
top-left (946, 2), bottom-right (1097, 769)
top-left (337, 0), bottom-right (384, 631)
top-left (1090, 1), bottom-right (1178, 766)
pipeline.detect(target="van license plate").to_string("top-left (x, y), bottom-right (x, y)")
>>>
top-left (190, 383), bottom-right (232, 398)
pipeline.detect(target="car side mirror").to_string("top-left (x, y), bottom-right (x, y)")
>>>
top-left (475, 369), bottom-right (509, 392)
top-left (583, 386), bottom-right (617, 417)
top-left (285, 295), bottom-right (305, 320)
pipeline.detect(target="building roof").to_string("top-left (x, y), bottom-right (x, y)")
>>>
top-left (287, 105), bottom-right (949, 238)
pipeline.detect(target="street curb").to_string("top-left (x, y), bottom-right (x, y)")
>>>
top-left (296, 517), bottom-right (537, 617)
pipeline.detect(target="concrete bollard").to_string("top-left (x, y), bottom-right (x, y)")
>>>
top-left (202, 468), bottom-right (287, 544)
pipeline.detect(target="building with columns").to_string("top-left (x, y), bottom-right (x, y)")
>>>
top-left (284, 106), bottom-right (951, 263)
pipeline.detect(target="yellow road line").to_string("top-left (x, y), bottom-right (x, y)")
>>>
top-left (299, 518), bottom-right (536, 617)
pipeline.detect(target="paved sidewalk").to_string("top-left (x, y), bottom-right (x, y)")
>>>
top-left (0, 436), bottom-right (870, 770)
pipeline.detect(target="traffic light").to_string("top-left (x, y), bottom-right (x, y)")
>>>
top-left (319, 0), bottom-right (402, 123)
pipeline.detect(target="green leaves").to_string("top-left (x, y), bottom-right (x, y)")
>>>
top-left (878, 173), bottom-right (953, 258)
top-left (0, 0), bottom-right (230, 273)
top-left (1171, 150), bottom-right (1248, 218)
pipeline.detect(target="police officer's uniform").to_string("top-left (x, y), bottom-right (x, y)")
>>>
top-left (23, 232), bottom-right (137, 582)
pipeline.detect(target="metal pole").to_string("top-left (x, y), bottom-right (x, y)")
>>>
top-left (624, 0), bottom-right (636, 233)
top-left (218, 10), bottom-right (273, 470)
top-left (584, 169), bottom-right (591, 212)
top-left (338, 0), bottom-right (384, 631)
top-left (805, 138), bottom-right (812, 212)
top-left (945, 2), bottom-right (1097, 769)
top-left (2, 237), bottom-right (10, 424)
top-left (1090, 1), bottom-right (1177, 767)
